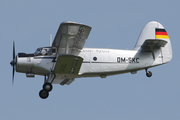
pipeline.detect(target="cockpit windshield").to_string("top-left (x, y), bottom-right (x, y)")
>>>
top-left (34, 47), bottom-right (56, 56)
top-left (34, 48), bottom-right (43, 55)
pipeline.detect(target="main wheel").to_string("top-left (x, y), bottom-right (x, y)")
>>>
top-left (146, 71), bottom-right (152, 77)
top-left (43, 82), bottom-right (53, 92)
top-left (39, 90), bottom-right (49, 99)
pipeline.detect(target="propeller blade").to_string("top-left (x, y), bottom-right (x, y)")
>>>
top-left (12, 66), bottom-right (15, 85)
top-left (13, 41), bottom-right (15, 60)
top-left (11, 41), bottom-right (16, 85)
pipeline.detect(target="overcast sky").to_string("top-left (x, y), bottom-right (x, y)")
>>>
top-left (0, 0), bottom-right (179, 120)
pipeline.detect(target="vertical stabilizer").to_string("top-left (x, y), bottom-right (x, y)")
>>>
top-left (134, 21), bottom-right (172, 63)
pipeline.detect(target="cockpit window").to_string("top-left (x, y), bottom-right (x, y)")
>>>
top-left (34, 48), bottom-right (43, 55)
top-left (34, 47), bottom-right (56, 56)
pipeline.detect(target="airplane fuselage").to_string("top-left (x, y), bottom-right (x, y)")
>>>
top-left (16, 47), bottom-right (166, 83)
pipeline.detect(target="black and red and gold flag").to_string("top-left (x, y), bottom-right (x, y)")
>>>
top-left (155, 28), bottom-right (169, 39)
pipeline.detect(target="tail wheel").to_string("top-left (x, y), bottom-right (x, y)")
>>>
top-left (39, 90), bottom-right (49, 99)
top-left (146, 71), bottom-right (152, 77)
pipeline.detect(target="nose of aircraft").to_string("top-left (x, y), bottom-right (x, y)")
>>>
top-left (10, 59), bottom-right (16, 66)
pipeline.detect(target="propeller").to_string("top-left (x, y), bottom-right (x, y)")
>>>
top-left (10, 41), bottom-right (16, 84)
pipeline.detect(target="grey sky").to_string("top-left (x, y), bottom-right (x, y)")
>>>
top-left (0, 0), bottom-right (179, 120)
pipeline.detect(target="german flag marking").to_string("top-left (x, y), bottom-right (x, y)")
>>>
top-left (156, 32), bottom-right (168, 35)
top-left (155, 28), bottom-right (169, 39)
top-left (155, 35), bottom-right (169, 39)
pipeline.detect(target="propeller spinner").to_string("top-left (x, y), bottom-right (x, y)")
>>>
top-left (10, 41), bottom-right (16, 84)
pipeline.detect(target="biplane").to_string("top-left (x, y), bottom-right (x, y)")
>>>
top-left (10, 21), bottom-right (172, 99)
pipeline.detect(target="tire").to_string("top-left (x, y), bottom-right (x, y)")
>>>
top-left (39, 90), bottom-right (49, 99)
top-left (146, 71), bottom-right (152, 77)
top-left (43, 82), bottom-right (53, 92)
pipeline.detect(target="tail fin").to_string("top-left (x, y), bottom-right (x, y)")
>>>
top-left (134, 21), bottom-right (172, 63)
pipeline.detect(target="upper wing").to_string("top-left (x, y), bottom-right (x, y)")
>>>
top-left (52, 21), bottom-right (92, 55)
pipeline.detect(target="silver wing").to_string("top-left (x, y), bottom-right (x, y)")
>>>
top-left (52, 21), bottom-right (92, 55)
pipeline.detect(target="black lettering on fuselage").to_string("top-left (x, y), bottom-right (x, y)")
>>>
top-left (117, 57), bottom-right (139, 63)
top-left (121, 58), bottom-right (126, 63)
top-left (136, 58), bottom-right (139, 63)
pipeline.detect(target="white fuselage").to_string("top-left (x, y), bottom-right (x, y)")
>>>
top-left (78, 48), bottom-right (163, 77)
top-left (16, 47), bottom-right (165, 81)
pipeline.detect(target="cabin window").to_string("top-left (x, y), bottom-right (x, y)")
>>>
top-left (34, 47), bottom-right (56, 56)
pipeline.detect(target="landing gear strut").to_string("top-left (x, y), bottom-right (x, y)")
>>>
top-left (145, 69), bottom-right (152, 77)
top-left (39, 72), bottom-right (55, 99)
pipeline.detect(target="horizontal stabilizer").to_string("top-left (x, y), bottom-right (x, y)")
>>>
top-left (54, 54), bottom-right (83, 74)
top-left (141, 39), bottom-right (167, 48)
top-left (141, 39), bottom-right (168, 60)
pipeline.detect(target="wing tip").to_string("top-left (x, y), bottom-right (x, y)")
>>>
top-left (61, 21), bottom-right (92, 29)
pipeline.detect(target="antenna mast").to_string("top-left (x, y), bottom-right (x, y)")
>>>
top-left (50, 34), bottom-right (52, 46)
